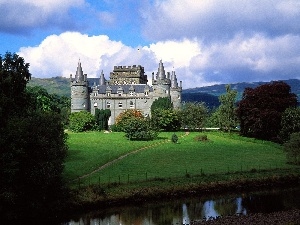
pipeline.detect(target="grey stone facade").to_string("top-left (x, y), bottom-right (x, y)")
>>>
top-left (70, 60), bottom-right (182, 125)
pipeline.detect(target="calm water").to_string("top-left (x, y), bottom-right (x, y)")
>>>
top-left (62, 187), bottom-right (300, 225)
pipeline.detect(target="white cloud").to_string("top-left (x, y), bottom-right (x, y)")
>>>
top-left (142, 0), bottom-right (300, 42)
top-left (18, 31), bottom-right (300, 89)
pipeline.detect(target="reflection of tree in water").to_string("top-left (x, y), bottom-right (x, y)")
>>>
top-left (151, 202), bottom-right (181, 225)
top-left (213, 198), bottom-right (238, 217)
top-left (242, 192), bottom-right (285, 214)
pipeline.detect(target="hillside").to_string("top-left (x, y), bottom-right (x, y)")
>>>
top-left (28, 77), bottom-right (300, 107)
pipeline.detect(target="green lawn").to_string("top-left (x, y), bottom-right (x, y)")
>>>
top-left (64, 131), bottom-right (296, 187)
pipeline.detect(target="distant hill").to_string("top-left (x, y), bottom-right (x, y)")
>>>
top-left (28, 77), bottom-right (300, 108)
top-left (183, 79), bottom-right (300, 99)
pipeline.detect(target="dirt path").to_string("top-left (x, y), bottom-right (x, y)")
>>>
top-left (76, 132), bottom-right (190, 181)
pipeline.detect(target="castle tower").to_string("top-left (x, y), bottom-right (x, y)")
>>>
top-left (170, 71), bottom-right (182, 109)
top-left (70, 60), bottom-right (90, 113)
top-left (152, 60), bottom-right (171, 99)
top-left (99, 70), bottom-right (106, 85)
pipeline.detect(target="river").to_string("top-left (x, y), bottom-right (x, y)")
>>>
top-left (62, 187), bottom-right (300, 225)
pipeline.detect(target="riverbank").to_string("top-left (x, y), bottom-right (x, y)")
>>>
top-left (68, 168), bottom-right (300, 213)
top-left (192, 208), bottom-right (300, 224)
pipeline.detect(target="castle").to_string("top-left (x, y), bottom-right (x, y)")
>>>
top-left (70, 60), bottom-right (182, 125)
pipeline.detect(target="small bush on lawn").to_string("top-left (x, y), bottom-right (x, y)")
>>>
top-left (194, 134), bottom-right (208, 142)
top-left (171, 133), bottom-right (178, 143)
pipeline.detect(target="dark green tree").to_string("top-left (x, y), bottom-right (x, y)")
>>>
top-left (95, 109), bottom-right (111, 130)
top-left (0, 53), bottom-right (68, 221)
top-left (179, 102), bottom-right (208, 131)
top-left (151, 97), bottom-right (173, 113)
top-left (26, 86), bottom-right (71, 127)
top-left (237, 81), bottom-right (297, 141)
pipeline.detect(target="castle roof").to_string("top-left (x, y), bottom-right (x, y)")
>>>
top-left (97, 84), bottom-right (153, 94)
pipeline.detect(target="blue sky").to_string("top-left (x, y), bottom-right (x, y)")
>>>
top-left (1, 0), bottom-right (300, 88)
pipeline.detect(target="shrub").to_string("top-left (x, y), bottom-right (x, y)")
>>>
top-left (115, 109), bottom-right (144, 132)
top-left (171, 133), bottom-right (178, 143)
top-left (194, 134), bottom-right (208, 142)
top-left (123, 117), bottom-right (158, 141)
top-left (69, 111), bottom-right (96, 132)
top-left (283, 132), bottom-right (300, 165)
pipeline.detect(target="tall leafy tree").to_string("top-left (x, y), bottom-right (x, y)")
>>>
top-left (237, 81), bottom-right (297, 141)
top-left (179, 102), bottom-right (208, 131)
top-left (280, 107), bottom-right (300, 142)
top-left (151, 97), bottom-right (173, 113)
top-left (151, 108), bottom-right (181, 131)
top-left (0, 53), bottom-right (68, 221)
top-left (215, 85), bottom-right (238, 132)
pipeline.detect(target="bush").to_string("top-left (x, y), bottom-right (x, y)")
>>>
top-left (123, 117), bottom-right (158, 141)
top-left (115, 109), bottom-right (144, 132)
top-left (283, 132), bottom-right (300, 165)
top-left (171, 133), bottom-right (178, 143)
top-left (69, 111), bottom-right (96, 132)
top-left (194, 134), bottom-right (208, 142)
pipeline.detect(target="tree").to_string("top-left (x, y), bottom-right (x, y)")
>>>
top-left (151, 108), bottom-right (181, 131)
top-left (236, 81), bottom-right (297, 141)
top-left (123, 117), bottom-right (158, 140)
top-left (151, 97), bottom-right (173, 113)
top-left (26, 86), bottom-right (71, 128)
top-left (279, 107), bottom-right (300, 142)
top-left (179, 102), bottom-right (208, 131)
top-left (283, 132), bottom-right (300, 165)
top-left (69, 111), bottom-right (96, 132)
top-left (0, 53), bottom-right (68, 221)
top-left (215, 85), bottom-right (238, 132)
top-left (95, 109), bottom-right (111, 131)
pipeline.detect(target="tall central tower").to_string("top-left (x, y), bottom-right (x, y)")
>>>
top-left (70, 60), bottom-right (90, 112)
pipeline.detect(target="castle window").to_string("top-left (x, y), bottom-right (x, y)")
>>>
top-left (94, 102), bottom-right (98, 107)
top-left (118, 92), bottom-right (122, 96)
top-left (107, 102), bottom-right (111, 108)
top-left (129, 91), bottom-right (134, 96)
top-left (107, 92), bottom-right (111, 97)
top-left (118, 102), bottom-right (123, 108)
top-left (130, 101), bottom-right (134, 108)
top-left (94, 92), bottom-right (97, 96)
top-left (144, 91), bottom-right (149, 96)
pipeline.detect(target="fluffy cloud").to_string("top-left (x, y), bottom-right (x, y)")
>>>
top-left (0, 0), bottom-right (85, 33)
top-left (18, 32), bottom-right (160, 80)
top-left (18, 31), bottom-right (300, 89)
top-left (190, 33), bottom-right (300, 83)
top-left (142, 0), bottom-right (300, 42)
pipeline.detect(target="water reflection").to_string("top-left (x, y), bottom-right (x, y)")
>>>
top-left (64, 187), bottom-right (300, 225)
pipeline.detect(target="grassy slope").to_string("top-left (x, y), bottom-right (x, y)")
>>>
top-left (64, 131), bottom-right (296, 187)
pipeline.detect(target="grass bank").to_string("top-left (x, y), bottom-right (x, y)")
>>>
top-left (64, 131), bottom-right (300, 207)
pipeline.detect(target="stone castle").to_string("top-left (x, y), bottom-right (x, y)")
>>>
top-left (70, 60), bottom-right (182, 125)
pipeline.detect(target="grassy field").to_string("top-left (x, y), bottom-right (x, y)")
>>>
top-left (64, 131), bottom-right (296, 188)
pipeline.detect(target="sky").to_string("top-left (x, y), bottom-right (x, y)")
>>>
top-left (1, 0), bottom-right (300, 89)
